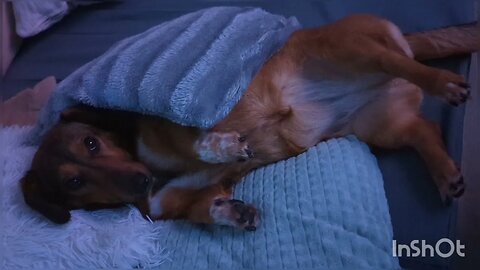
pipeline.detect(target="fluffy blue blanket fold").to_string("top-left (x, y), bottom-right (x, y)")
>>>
top-left (30, 6), bottom-right (301, 141)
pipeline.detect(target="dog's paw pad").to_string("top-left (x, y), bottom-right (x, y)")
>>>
top-left (445, 82), bottom-right (470, 106)
top-left (449, 175), bottom-right (465, 198)
top-left (195, 132), bottom-right (253, 164)
top-left (437, 172), bottom-right (466, 206)
top-left (211, 198), bottom-right (260, 231)
top-left (235, 135), bottom-right (254, 161)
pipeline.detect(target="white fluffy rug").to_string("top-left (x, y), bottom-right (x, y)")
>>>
top-left (0, 126), bottom-right (168, 269)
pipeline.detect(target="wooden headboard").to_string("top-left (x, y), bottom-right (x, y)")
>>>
top-left (1, 1), bottom-right (22, 76)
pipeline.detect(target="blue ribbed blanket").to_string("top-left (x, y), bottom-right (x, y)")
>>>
top-left (30, 6), bottom-right (301, 142)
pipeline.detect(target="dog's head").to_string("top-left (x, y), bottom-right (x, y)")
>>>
top-left (22, 106), bottom-right (153, 224)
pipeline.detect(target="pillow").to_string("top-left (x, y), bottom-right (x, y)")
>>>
top-left (0, 76), bottom-right (56, 126)
top-left (9, 0), bottom-right (111, 37)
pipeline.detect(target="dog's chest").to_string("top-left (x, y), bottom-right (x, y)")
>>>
top-left (136, 137), bottom-right (183, 172)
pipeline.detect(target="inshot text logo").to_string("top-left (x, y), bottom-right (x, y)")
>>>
top-left (392, 239), bottom-right (465, 258)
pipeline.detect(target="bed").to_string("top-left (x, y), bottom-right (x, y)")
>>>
top-left (1, 0), bottom-right (478, 269)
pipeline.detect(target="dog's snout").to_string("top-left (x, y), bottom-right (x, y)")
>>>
top-left (133, 173), bottom-right (152, 194)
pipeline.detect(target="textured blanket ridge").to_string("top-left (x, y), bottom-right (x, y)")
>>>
top-left (0, 127), bottom-right (168, 269)
top-left (29, 6), bottom-right (301, 142)
top-left (157, 136), bottom-right (399, 269)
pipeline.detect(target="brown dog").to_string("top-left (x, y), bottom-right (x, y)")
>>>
top-left (22, 15), bottom-right (480, 230)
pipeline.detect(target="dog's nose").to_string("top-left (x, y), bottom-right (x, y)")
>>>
top-left (133, 173), bottom-right (151, 194)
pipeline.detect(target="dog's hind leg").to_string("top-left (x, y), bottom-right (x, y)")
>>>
top-left (332, 30), bottom-right (471, 105)
top-left (351, 80), bottom-right (465, 204)
top-left (289, 15), bottom-right (472, 105)
top-left (373, 47), bottom-right (471, 106)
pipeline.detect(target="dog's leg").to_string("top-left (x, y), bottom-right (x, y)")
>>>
top-left (290, 16), bottom-right (470, 106)
top-left (334, 36), bottom-right (470, 105)
top-left (373, 117), bottom-right (463, 203)
top-left (371, 116), bottom-right (464, 204)
top-left (148, 181), bottom-right (259, 231)
top-left (406, 118), bottom-right (465, 204)
top-left (352, 81), bottom-right (465, 204)
top-left (139, 117), bottom-right (254, 167)
top-left (194, 131), bottom-right (254, 163)
top-left (374, 49), bottom-right (470, 106)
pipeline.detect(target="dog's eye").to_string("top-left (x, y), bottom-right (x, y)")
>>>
top-left (66, 177), bottom-right (84, 190)
top-left (83, 136), bottom-right (99, 153)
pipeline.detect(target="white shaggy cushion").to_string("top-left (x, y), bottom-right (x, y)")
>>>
top-left (0, 127), bottom-right (168, 269)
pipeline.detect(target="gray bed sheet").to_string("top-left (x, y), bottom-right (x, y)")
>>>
top-left (0, 1), bottom-right (476, 269)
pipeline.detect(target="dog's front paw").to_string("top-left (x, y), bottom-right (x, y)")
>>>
top-left (195, 131), bottom-right (254, 164)
top-left (210, 198), bottom-right (260, 231)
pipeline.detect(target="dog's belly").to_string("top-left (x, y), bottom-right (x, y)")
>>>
top-left (272, 69), bottom-right (391, 148)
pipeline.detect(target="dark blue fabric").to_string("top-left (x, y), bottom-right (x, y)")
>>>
top-left (1, 1), bottom-right (476, 269)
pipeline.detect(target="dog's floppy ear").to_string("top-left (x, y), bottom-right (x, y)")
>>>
top-left (21, 170), bottom-right (71, 224)
top-left (60, 105), bottom-right (100, 125)
top-left (60, 105), bottom-right (136, 133)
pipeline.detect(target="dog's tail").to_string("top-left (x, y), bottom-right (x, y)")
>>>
top-left (405, 23), bottom-right (480, 60)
